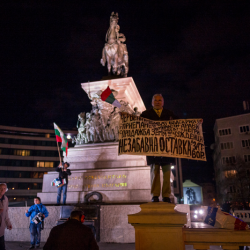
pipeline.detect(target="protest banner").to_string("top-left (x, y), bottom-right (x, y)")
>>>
top-left (118, 113), bottom-right (206, 161)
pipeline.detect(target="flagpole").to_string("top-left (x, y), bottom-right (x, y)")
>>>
top-left (56, 141), bottom-right (62, 166)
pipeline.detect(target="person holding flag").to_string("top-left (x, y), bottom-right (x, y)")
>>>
top-left (53, 123), bottom-right (71, 205)
top-left (55, 162), bottom-right (71, 205)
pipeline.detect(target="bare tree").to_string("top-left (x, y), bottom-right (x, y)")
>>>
top-left (220, 156), bottom-right (250, 210)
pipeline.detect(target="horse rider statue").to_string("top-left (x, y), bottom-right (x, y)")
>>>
top-left (100, 12), bottom-right (129, 77)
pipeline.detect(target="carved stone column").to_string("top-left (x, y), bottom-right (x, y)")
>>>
top-left (128, 202), bottom-right (187, 250)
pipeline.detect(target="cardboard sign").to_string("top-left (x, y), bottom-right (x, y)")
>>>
top-left (118, 114), bottom-right (206, 161)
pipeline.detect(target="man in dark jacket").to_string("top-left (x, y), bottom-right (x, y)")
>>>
top-left (56, 162), bottom-right (71, 205)
top-left (43, 210), bottom-right (99, 250)
top-left (141, 94), bottom-right (178, 203)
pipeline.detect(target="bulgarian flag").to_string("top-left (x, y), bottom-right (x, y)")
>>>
top-left (54, 123), bottom-right (68, 156)
top-left (100, 86), bottom-right (121, 108)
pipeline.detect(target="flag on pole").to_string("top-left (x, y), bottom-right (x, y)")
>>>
top-left (100, 86), bottom-right (121, 108)
top-left (54, 123), bottom-right (68, 156)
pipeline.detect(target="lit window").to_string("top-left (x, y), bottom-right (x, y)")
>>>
top-left (45, 134), bottom-right (50, 138)
top-left (224, 170), bottom-right (237, 178)
top-left (37, 161), bottom-right (53, 168)
top-left (45, 162), bottom-right (54, 168)
top-left (37, 161), bottom-right (45, 167)
top-left (14, 150), bottom-right (30, 156)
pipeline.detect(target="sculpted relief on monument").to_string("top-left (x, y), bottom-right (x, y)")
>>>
top-left (73, 89), bottom-right (141, 145)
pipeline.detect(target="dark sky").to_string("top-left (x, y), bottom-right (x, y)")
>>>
top-left (1, 1), bottom-right (250, 183)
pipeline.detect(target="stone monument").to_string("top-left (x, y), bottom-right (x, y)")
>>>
top-left (38, 12), bottom-right (176, 204)
top-left (37, 13), bottom-right (181, 243)
top-left (38, 77), bottom-right (165, 203)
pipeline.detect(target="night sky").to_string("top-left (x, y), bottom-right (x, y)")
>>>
top-left (1, 1), bottom-right (250, 183)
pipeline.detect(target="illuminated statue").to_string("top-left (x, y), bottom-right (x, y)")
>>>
top-left (109, 107), bottom-right (120, 141)
top-left (133, 107), bottom-right (141, 116)
top-left (92, 109), bottom-right (104, 142)
top-left (73, 90), bottom-right (135, 144)
top-left (73, 112), bottom-right (87, 144)
top-left (85, 113), bottom-right (94, 143)
top-left (100, 12), bottom-right (129, 77)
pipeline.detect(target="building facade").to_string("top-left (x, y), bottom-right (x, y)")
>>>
top-left (0, 125), bottom-right (76, 202)
top-left (212, 113), bottom-right (250, 202)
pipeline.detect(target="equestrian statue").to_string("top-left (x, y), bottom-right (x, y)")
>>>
top-left (100, 12), bottom-right (129, 77)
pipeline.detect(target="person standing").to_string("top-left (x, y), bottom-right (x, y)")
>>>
top-left (56, 162), bottom-right (71, 205)
top-left (25, 197), bottom-right (49, 249)
top-left (140, 94), bottom-right (178, 203)
top-left (0, 183), bottom-right (12, 250)
top-left (43, 210), bottom-right (99, 250)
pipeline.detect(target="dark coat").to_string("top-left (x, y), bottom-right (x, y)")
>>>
top-left (140, 107), bottom-right (178, 165)
top-left (43, 219), bottom-right (99, 250)
top-left (55, 166), bottom-right (71, 184)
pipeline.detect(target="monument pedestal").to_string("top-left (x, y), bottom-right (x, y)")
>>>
top-left (38, 141), bottom-right (177, 204)
top-left (128, 203), bottom-right (187, 250)
top-left (38, 142), bottom-right (152, 204)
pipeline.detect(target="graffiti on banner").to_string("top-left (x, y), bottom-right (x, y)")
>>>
top-left (118, 114), bottom-right (206, 161)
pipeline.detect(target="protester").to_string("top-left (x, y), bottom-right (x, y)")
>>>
top-left (0, 183), bottom-right (12, 250)
top-left (43, 210), bottom-right (99, 250)
top-left (140, 94), bottom-right (178, 203)
top-left (25, 197), bottom-right (49, 249)
top-left (56, 162), bottom-right (71, 205)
